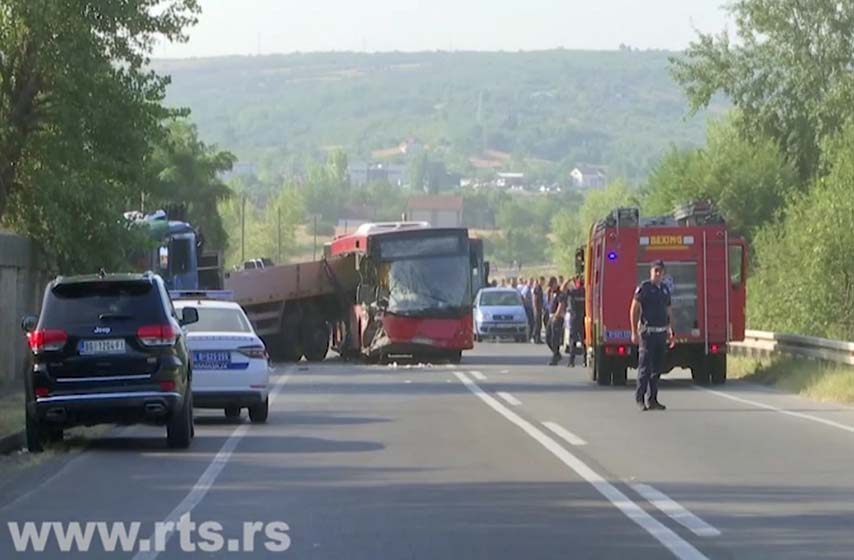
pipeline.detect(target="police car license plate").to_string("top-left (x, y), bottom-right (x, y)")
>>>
top-left (79, 339), bottom-right (126, 355)
top-left (193, 351), bottom-right (231, 370)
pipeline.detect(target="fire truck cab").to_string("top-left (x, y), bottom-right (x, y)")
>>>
top-left (583, 202), bottom-right (748, 386)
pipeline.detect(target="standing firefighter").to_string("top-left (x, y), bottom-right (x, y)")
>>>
top-left (630, 260), bottom-right (674, 411)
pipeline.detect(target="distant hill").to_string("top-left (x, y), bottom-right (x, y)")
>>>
top-left (153, 50), bottom-right (725, 183)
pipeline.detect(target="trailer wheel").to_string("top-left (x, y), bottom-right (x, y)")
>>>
top-left (302, 321), bottom-right (330, 362)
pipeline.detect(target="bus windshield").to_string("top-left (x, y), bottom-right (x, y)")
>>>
top-left (384, 254), bottom-right (471, 316)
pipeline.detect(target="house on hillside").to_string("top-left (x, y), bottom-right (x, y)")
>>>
top-left (570, 165), bottom-right (607, 189)
top-left (496, 172), bottom-right (525, 188)
top-left (349, 161), bottom-right (406, 187)
top-left (406, 195), bottom-right (463, 228)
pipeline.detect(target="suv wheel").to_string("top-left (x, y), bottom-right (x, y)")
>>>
top-left (25, 412), bottom-right (44, 453)
top-left (167, 393), bottom-right (193, 449)
top-left (249, 398), bottom-right (269, 424)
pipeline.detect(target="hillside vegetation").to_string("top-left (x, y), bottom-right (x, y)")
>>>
top-left (154, 50), bottom-right (723, 181)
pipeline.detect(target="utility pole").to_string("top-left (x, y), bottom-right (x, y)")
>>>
top-left (241, 194), bottom-right (246, 265)
top-left (277, 206), bottom-right (282, 263)
top-left (313, 215), bottom-right (318, 261)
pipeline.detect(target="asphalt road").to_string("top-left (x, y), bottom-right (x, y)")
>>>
top-left (2, 342), bottom-right (854, 559)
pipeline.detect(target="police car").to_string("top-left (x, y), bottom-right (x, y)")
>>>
top-left (172, 292), bottom-right (270, 423)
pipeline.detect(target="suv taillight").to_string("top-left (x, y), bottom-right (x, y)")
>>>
top-left (238, 345), bottom-right (268, 360)
top-left (27, 329), bottom-right (68, 353)
top-left (137, 324), bottom-right (178, 347)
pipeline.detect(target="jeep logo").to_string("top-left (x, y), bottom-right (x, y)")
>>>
top-left (93, 326), bottom-right (112, 335)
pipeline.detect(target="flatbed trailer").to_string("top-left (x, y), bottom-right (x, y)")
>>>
top-left (224, 255), bottom-right (359, 362)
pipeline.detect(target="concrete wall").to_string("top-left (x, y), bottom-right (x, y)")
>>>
top-left (0, 233), bottom-right (49, 384)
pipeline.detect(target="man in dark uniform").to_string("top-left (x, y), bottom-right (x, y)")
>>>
top-left (630, 260), bottom-right (674, 411)
top-left (547, 280), bottom-right (569, 365)
top-left (567, 277), bottom-right (587, 367)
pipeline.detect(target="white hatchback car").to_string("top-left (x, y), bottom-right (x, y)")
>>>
top-left (173, 298), bottom-right (271, 423)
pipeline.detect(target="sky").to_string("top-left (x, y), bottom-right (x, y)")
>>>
top-left (155, 0), bottom-right (732, 58)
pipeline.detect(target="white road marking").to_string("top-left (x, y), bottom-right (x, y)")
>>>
top-left (696, 387), bottom-right (854, 435)
top-left (631, 484), bottom-right (721, 537)
top-left (500, 369), bottom-right (510, 374)
top-left (496, 391), bottom-right (522, 406)
top-left (455, 372), bottom-right (708, 560)
top-left (404, 380), bottom-right (413, 384)
top-left (469, 370), bottom-right (488, 381)
top-left (542, 421), bottom-right (587, 446)
top-left (132, 370), bottom-right (292, 560)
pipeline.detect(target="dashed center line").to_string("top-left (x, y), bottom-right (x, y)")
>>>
top-left (469, 371), bottom-right (488, 381)
top-left (496, 391), bottom-right (522, 406)
top-left (454, 372), bottom-right (708, 560)
top-left (631, 484), bottom-right (721, 537)
top-left (542, 421), bottom-right (587, 446)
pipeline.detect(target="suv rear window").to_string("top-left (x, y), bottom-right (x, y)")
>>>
top-left (42, 281), bottom-right (165, 326)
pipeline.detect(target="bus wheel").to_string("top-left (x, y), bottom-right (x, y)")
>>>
top-left (448, 351), bottom-right (462, 364)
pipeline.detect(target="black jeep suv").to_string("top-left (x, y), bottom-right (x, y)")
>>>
top-left (21, 272), bottom-right (199, 452)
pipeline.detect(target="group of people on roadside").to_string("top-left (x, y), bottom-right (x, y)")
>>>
top-left (492, 259), bottom-right (675, 412)
top-left (494, 275), bottom-right (587, 366)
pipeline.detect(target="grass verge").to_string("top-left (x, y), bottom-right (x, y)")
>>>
top-left (728, 354), bottom-right (854, 404)
top-left (0, 387), bottom-right (23, 438)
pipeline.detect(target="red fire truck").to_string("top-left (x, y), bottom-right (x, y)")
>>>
top-left (582, 203), bottom-right (748, 386)
top-left (328, 222), bottom-right (475, 363)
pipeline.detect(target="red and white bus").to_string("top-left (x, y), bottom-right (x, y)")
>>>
top-left (328, 222), bottom-right (475, 363)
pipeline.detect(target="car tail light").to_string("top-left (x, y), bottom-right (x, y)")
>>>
top-left (238, 345), bottom-right (268, 360)
top-left (137, 325), bottom-right (178, 347)
top-left (710, 344), bottom-right (722, 354)
top-left (34, 387), bottom-right (49, 398)
top-left (617, 346), bottom-right (627, 356)
top-left (159, 380), bottom-right (176, 392)
top-left (27, 329), bottom-right (68, 353)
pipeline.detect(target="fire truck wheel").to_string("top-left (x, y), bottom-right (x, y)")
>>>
top-left (595, 351), bottom-right (612, 386)
top-left (709, 354), bottom-right (727, 385)
top-left (612, 365), bottom-right (627, 386)
top-left (691, 366), bottom-right (711, 386)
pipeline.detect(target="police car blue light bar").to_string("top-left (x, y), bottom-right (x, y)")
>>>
top-left (170, 290), bottom-right (234, 301)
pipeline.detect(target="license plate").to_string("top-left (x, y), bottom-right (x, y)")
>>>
top-left (193, 351), bottom-right (231, 370)
top-left (79, 339), bottom-right (126, 355)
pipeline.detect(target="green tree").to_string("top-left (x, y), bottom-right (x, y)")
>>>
top-left (0, 0), bottom-right (200, 271)
top-left (642, 117), bottom-right (798, 239)
top-left (671, 0), bottom-right (854, 180)
top-left (148, 120), bottom-right (236, 250)
top-left (219, 183), bottom-right (305, 269)
top-left (749, 122), bottom-right (854, 339)
top-left (550, 181), bottom-right (638, 272)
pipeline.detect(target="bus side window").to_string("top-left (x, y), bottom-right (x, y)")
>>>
top-left (729, 245), bottom-right (744, 285)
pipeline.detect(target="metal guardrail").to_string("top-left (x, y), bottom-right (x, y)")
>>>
top-left (730, 330), bottom-right (854, 366)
